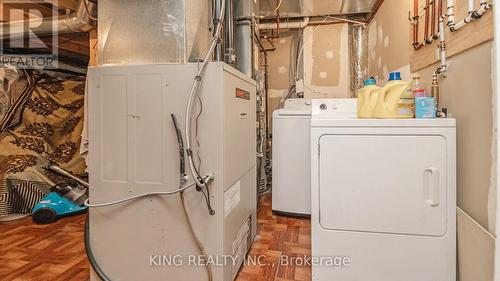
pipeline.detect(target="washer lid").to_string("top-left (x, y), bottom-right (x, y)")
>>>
top-left (277, 98), bottom-right (312, 116)
top-left (277, 109), bottom-right (311, 116)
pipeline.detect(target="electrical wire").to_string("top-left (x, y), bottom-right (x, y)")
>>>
top-left (184, 0), bottom-right (226, 193)
top-left (180, 191), bottom-right (213, 281)
top-left (84, 213), bottom-right (112, 281)
top-left (195, 95), bottom-right (203, 172)
top-left (83, 183), bottom-right (197, 208)
top-left (273, 0), bottom-right (283, 14)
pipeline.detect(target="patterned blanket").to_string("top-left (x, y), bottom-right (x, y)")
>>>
top-left (0, 72), bottom-right (87, 218)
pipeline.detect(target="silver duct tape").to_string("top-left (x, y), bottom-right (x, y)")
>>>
top-left (348, 24), bottom-right (368, 95)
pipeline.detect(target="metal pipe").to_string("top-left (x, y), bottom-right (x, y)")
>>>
top-left (224, 0), bottom-right (236, 65)
top-left (0, 0), bottom-right (96, 40)
top-left (259, 17), bottom-right (309, 30)
top-left (429, 0), bottom-right (436, 42)
top-left (431, 72), bottom-right (440, 111)
top-left (412, 0), bottom-right (425, 50)
top-left (213, 0), bottom-right (224, 61)
top-left (424, 0), bottom-right (430, 42)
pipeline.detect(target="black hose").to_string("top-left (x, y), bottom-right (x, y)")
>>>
top-left (84, 212), bottom-right (112, 281)
top-left (171, 114), bottom-right (187, 181)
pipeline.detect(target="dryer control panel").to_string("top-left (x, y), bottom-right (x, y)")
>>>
top-left (311, 99), bottom-right (358, 119)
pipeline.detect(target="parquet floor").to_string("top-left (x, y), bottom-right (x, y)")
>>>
top-left (0, 193), bottom-right (311, 281)
top-left (0, 213), bottom-right (89, 281)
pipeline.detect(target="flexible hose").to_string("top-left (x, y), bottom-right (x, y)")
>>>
top-left (84, 213), bottom-right (112, 281)
top-left (179, 3), bottom-right (227, 281)
top-left (180, 191), bottom-right (214, 281)
top-left (184, 0), bottom-right (226, 188)
top-left (83, 183), bottom-right (196, 208)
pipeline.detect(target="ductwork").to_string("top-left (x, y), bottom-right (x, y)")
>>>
top-left (0, 0), bottom-right (97, 40)
top-left (349, 23), bottom-right (368, 96)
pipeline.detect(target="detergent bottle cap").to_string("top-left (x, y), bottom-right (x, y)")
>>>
top-left (388, 72), bottom-right (402, 81)
top-left (364, 78), bottom-right (376, 86)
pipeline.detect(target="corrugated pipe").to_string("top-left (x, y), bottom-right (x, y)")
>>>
top-left (447, 0), bottom-right (492, 32)
top-left (0, 0), bottom-right (97, 40)
top-left (349, 24), bottom-right (368, 96)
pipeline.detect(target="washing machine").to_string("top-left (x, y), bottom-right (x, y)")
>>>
top-left (272, 98), bottom-right (356, 216)
top-left (272, 99), bottom-right (312, 215)
top-left (310, 99), bottom-right (456, 281)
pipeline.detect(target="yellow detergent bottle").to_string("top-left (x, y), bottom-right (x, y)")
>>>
top-left (374, 72), bottom-right (414, 119)
top-left (357, 78), bottom-right (380, 118)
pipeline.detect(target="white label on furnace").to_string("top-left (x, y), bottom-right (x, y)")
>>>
top-left (224, 180), bottom-right (241, 217)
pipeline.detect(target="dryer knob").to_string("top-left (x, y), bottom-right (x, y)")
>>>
top-left (320, 103), bottom-right (327, 110)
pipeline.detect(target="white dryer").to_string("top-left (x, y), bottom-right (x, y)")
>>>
top-left (310, 99), bottom-right (456, 281)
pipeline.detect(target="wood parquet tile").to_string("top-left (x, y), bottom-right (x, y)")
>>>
top-left (235, 193), bottom-right (311, 281)
top-left (0, 214), bottom-right (89, 281)
top-left (0, 193), bottom-right (311, 281)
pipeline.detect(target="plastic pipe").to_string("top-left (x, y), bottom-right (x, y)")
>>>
top-left (446, 0), bottom-right (455, 28)
top-left (448, 0), bottom-right (493, 31)
top-left (438, 16), bottom-right (447, 76)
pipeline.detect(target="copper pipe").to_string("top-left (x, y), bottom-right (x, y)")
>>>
top-left (430, 0), bottom-right (436, 41)
top-left (413, 0), bottom-right (419, 46)
top-left (424, 0), bottom-right (430, 42)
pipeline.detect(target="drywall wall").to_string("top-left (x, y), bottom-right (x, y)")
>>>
top-left (458, 208), bottom-right (495, 281)
top-left (265, 24), bottom-right (350, 130)
top-left (418, 41), bottom-right (495, 232)
top-left (368, 0), bottom-right (411, 81)
top-left (368, 1), bottom-right (496, 280)
top-left (302, 24), bottom-right (350, 98)
top-left (266, 30), bottom-right (300, 130)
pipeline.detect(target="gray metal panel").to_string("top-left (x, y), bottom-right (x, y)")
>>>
top-left (98, 0), bottom-right (210, 65)
top-left (88, 63), bottom-right (256, 281)
top-left (259, 0), bottom-right (378, 17)
top-left (222, 65), bottom-right (257, 189)
top-left (341, 0), bottom-right (378, 14)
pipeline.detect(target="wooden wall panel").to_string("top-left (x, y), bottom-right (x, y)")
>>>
top-left (410, 0), bottom-right (493, 72)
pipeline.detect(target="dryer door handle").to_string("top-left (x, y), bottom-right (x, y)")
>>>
top-left (423, 167), bottom-right (440, 207)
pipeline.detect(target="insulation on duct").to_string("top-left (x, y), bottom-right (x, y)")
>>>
top-left (98, 0), bottom-right (210, 65)
top-left (348, 24), bottom-right (368, 96)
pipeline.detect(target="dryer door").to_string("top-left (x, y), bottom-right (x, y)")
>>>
top-left (318, 134), bottom-right (447, 237)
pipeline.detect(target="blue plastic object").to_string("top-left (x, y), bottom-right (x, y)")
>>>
top-left (32, 192), bottom-right (87, 224)
top-left (388, 72), bottom-right (402, 81)
top-left (364, 78), bottom-right (377, 86)
top-left (415, 97), bottom-right (437, 118)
